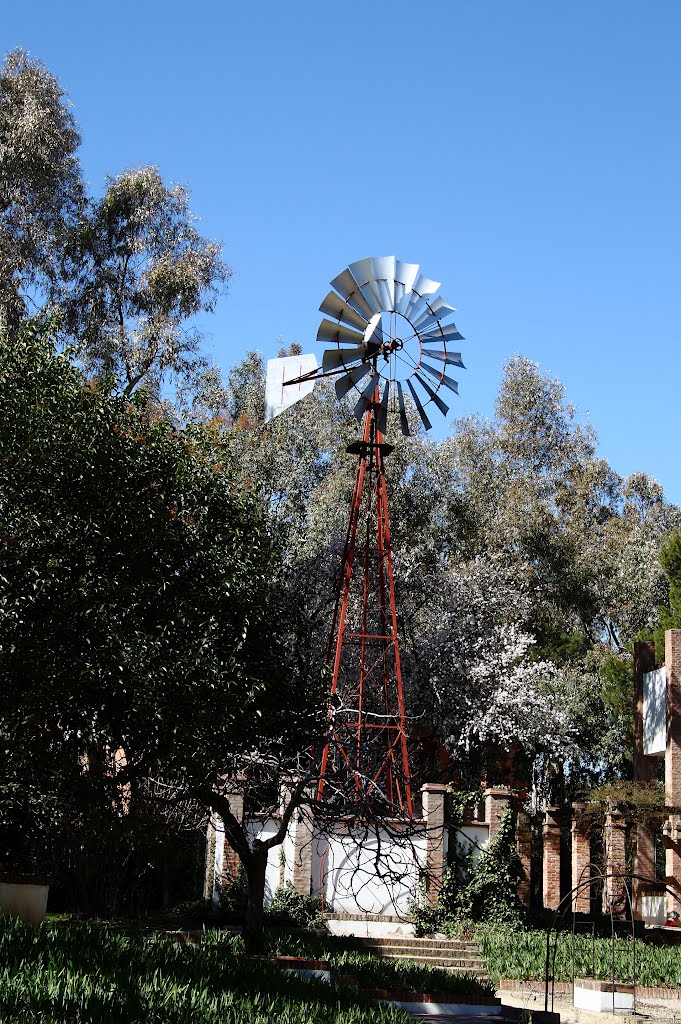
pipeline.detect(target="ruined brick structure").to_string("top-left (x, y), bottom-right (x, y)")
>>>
top-left (535, 629), bottom-right (681, 922)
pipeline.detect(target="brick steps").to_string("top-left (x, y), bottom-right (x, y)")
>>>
top-left (352, 935), bottom-right (489, 977)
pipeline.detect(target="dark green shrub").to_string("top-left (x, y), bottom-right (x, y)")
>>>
top-left (265, 883), bottom-right (327, 931)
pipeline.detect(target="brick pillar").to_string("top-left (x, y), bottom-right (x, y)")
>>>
top-left (281, 779), bottom-right (313, 896)
top-left (221, 792), bottom-right (244, 886)
top-left (543, 808), bottom-right (564, 911)
top-left (203, 812), bottom-right (219, 901)
top-left (603, 804), bottom-right (627, 914)
top-left (203, 792), bottom-right (244, 903)
top-left (633, 641), bottom-right (656, 784)
top-left (422, 782), bottom-right (447, 905)
top-left (484, 787), bottom-right (511, 842)
top-left (633, 641), bottom-right (657, 917)
top-left (516, 808), bottom-right (532, 908)
top-left (571, 804), bottom-right (591, 914)
top-left (665, 630), bottom-right (681, 916)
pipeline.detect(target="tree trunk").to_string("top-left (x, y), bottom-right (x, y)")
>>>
top-left (243, 847), bottom-right (268, 955)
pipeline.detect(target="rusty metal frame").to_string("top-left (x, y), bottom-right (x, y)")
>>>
top-left (317, 386), bottom-right (413, 818)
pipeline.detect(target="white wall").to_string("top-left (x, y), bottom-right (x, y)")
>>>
top-left (312, 825), bottom-right (425, 917)
top-left (243, 817), bottom-right (284, 907)
top-left (456, 824), bottom-right (491, 860)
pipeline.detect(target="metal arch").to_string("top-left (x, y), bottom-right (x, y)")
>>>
top-left (543, 869), bottom-right (681, 1015)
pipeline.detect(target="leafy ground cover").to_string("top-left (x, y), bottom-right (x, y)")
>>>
top-left (0, 918), bottom-right (411, 1024)
top-left (475, 924), bottom-right (681, 988)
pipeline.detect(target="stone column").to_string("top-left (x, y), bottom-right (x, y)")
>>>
top-left (571, 804), bottom-right (591, 914)
top-left (422, 782), bottom-right (447, 905)
top-left (484, 787), bottom-right (511, 842)
top-left (543, 808), bottom-right (565, 911)
top-left (665, 630), bottom-right (681, 916)
top-left (516, 808), bottom-right (532, 908)
top-left (603, 804), bottom-right (627, 915)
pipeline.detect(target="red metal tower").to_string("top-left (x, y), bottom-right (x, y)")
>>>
top-left (317, 387), bottom-right (413, 818)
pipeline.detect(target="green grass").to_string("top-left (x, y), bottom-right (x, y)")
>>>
top-left (475, 923), bottom-right (681, 988)
top-left (0, 918), bottom-right (412, 1024)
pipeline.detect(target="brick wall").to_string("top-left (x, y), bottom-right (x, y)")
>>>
top-left (633, 641), bottom-right (658, 917)
top-left (633, 641), bottom-right (656, 784)
top-left (665, 629), bottom-right (681, 915)
top-left (289, 805), bottom-right (314, 896)
top-left (221, 793), bottom-right (244, 886)
top-left (484, 788), bottom-right (511, 843)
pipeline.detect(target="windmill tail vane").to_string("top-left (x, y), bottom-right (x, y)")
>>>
top-left (264, 258), bottom-right (466, 819)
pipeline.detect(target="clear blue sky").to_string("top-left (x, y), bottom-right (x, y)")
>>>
top-left (6, 2), bottom-right (681, 501)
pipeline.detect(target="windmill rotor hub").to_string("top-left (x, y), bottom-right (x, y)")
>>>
top-left (264, 256), bottom-right (466, 436)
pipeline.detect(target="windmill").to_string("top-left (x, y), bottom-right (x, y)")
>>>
top-left (265, 257), bottom-right (465, 821)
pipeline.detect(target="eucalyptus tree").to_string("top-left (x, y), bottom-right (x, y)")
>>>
top-left (0, 49), bottom-right (84, 326)
top-left (0, 49), bottom-right (230, 400)
top-left (440, 356), bottom-right (678, 660)
top-left (64, 167), bottom-right (231, 398)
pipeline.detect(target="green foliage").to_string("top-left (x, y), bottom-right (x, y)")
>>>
top-left (0, 50), bottom-right (84, 325)
top-left (651, 527), bottom-right (681, 661)
top-left (414, 808), bottom-right (523, 934)
top-left (475, 923), bottom-right (681, 987)
top-left (578, 780), bottom-right (670, 830)
top-left (0, 918), bottom-right (410, 1023)
top-left (66, 166), bottom-right (230, 398)
top-left (265, 884), bottom-right (326, 931)
top-left (0, 320), bottom-right (317, 895)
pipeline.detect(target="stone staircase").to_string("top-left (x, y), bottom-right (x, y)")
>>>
top-left (351, 934), bottom-right (488, 977)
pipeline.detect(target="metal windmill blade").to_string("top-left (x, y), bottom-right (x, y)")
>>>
top-left (336, 361), bottom-right (373, 400)
top-left (317, 318), bottom-right (366, 347)
top-left (322, 346), bottom-right (366, 371)
top-left (420, 360), bottom-right (459, 393)
top-left (413, 372), bottom-right (449, 417)
top-left (395, 381), bottom-right (411, 436)
top-left (420, 323), bottom-right (465, 344)
top-left (319, 291), bottom-right (369, 332)
top-left (421, 349), bottom-right (465, 368)
top-left (329, 268), bottom-right (376, 321)
top-left (376, 379), bottom-right (391, 435)
top-left (406, 378), bottom-right (432, 431)
top-left (353, 372), bottom-right (381, 420)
